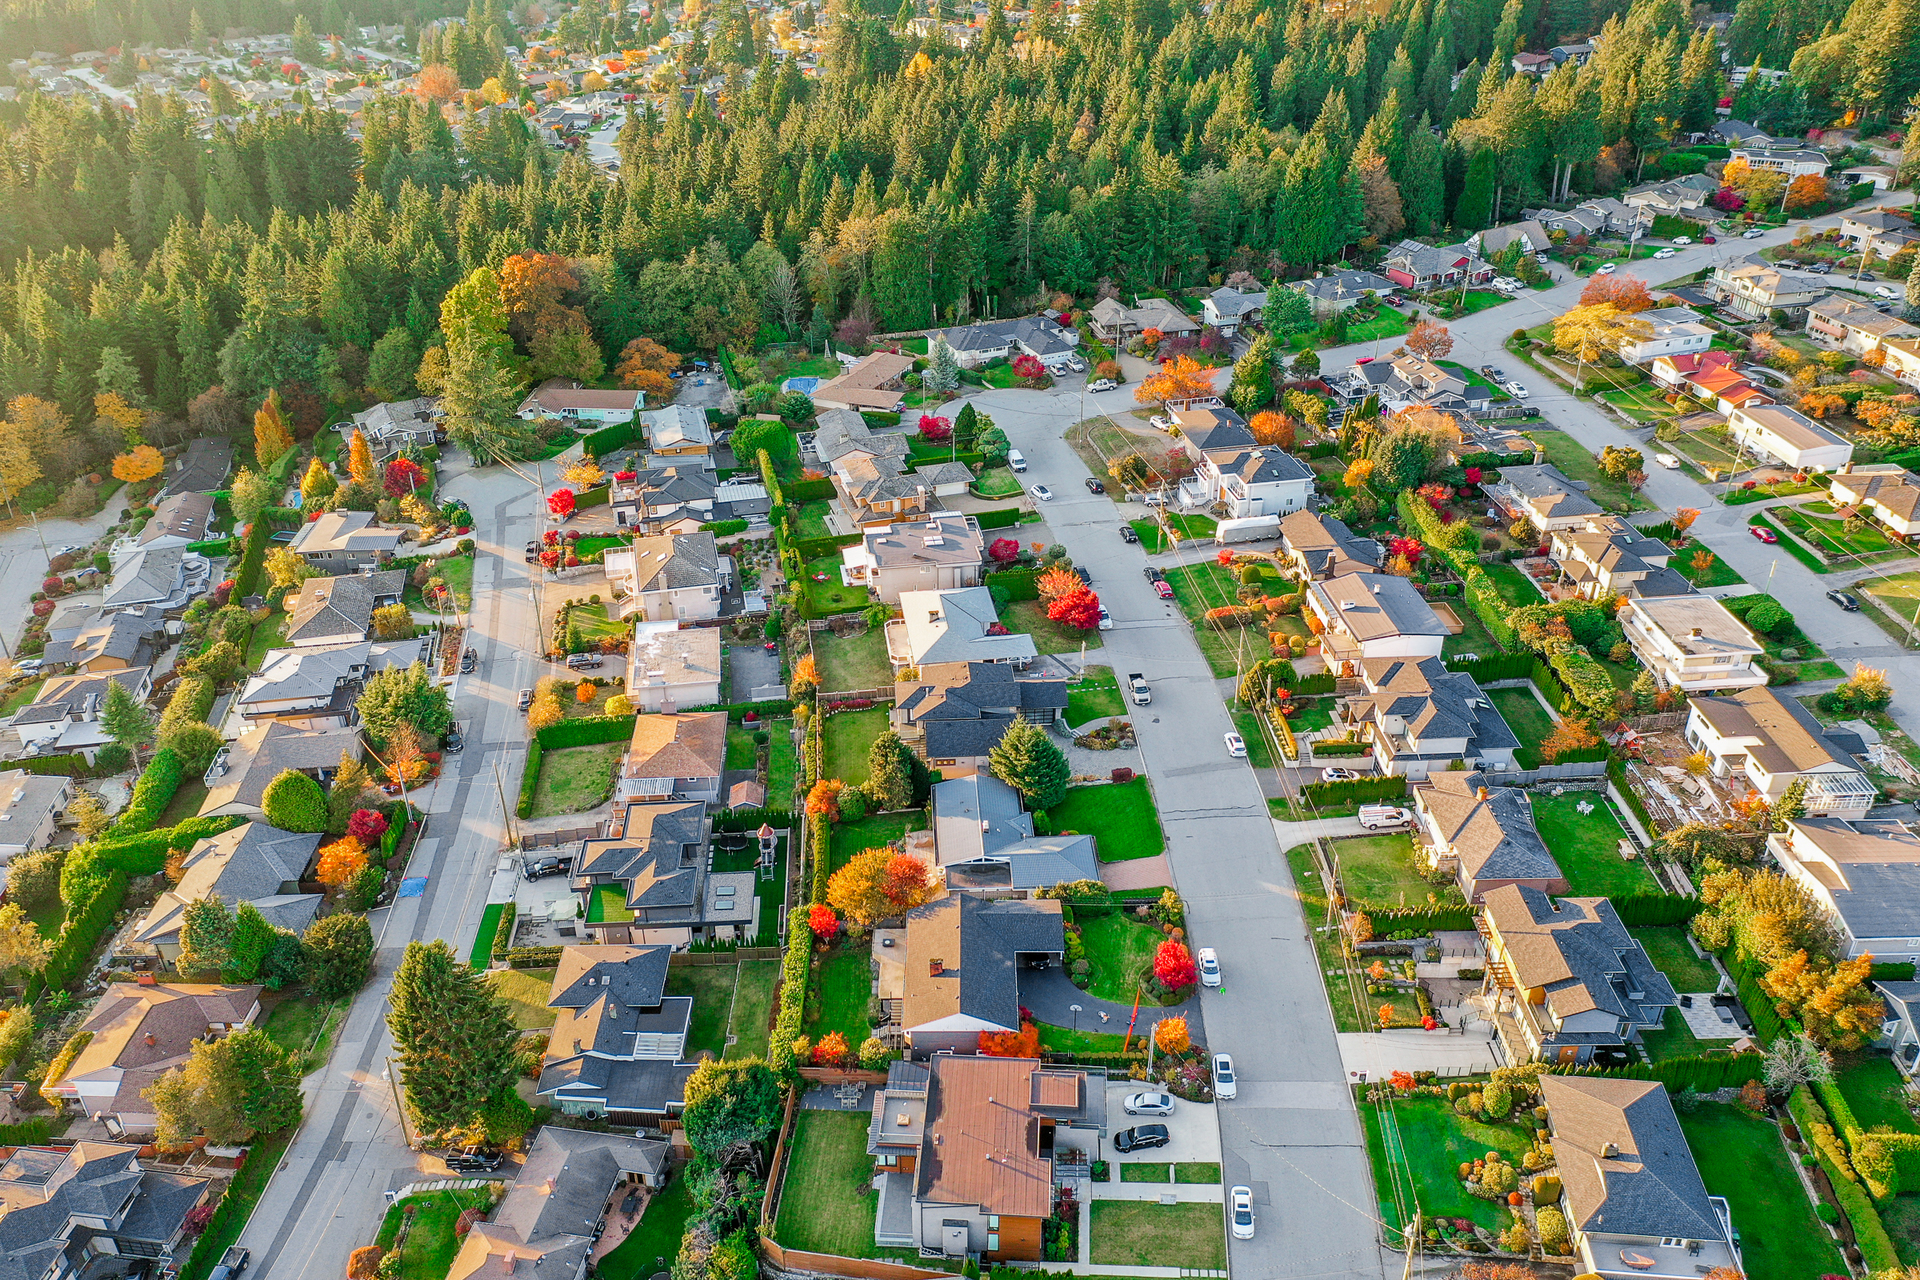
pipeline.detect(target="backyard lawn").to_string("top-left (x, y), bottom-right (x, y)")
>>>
top-left (373, 1188), bottom-right (498, 1280)
top-left (1481, 560), bottom-right (1543, 607)
top-left (1358, 1094), bottom-right (1536, 1236)
top-left (766, 722), bottom-right (799, 807)
top-left (529, 742), bottom-right (624, 818)
top-left (1329, 834), bottom-right (1433, 909)
top-left (806, 944), bottom-right (873, 1048)
top-left (775, 1110), bottom-right (896, 1258)
top-left (1638, 1006), bottom-right (1737, 1061)
top-left (821, 706), bottom-right (890, 785)
top-left (802, 555), bottom-right (870, 613)
top-left (814, 627), bottom-right (892, 693)
top-left (597, 1177), bottom-right (696, 1280)
top-left (829, 812), bottom-right (920, 873)
top-left (258, 995), bottom-right (344, 1074)
top-left (1035, 1023), bottom-right (1133, 1053)
top-left (1487, 686), bottom-right (1556, 768)
top-left (726, 959), bottom-right (780, 1059)
top-left (1003, 598), bottom-right (1104, 655)
top-left (1833, 1054), bottom-right (1918, 1135)
top-left (725, 723), bottom-right (756, 771)
top-left (1680, 1102), bottom-right (1846, 1280)
top-left (795, 500), bottom-right (834, 540)
top-left (486, 967), bottom-right (559, 1029)
top-left (665, 963), bottom-right (744, 1058)
top-left (1089, 1202), bottom-right (1225, 1269)
top-left (1534, 429), bottom-right (1650, 512)
top-left (1629, 927), bottom-right (1720, 992)
top-left (1051, 777), bottom-right (1165, 862)
top-left (1077, 909), bottom-right (1169, 1003)
top-left (1068, 665), bottom-right (1124, 726)
top-left (1777, 502), bottom-right (1907, 565)
top-left (1530, 792), bottom-right (1657, 897)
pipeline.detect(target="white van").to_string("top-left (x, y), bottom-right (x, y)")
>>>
top-left (1007, 449), bottom-right (1027, 472)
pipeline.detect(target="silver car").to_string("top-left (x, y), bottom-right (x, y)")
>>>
top-left (1123, 1091), bottom-right (1175, 1116)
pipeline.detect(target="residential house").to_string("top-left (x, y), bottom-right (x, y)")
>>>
top-left (1470, 221), bottom-right (1553, 257)
top-left (639, 405), bottom-right (713, 460)
top-left (832, 453), bottom-right (944, 527)
top-left (516, 379), bottom-right (642, 424)
top-left (162, 436), bottom-right (232, 498)
top-left (1179, 443), bottom-right (1314, 519)
top-left (8, 668), bottom-right (151, 760)
top-left (887, 587), bottom-right (1036, 671)
top-left (1549, 515), bottom-right (1690, 600)
top-left (1729, 146), bottom-right (1830, 177)
top-left (1351, 355), bottom-right (1497, 418)
top-left (1840, 166), bottom-right (1902, 194)
top-left (615, 711), bottom-right (726, 804)
top-left (1086, 296), bottom-right (1201, 343)
top-left (1618, 307), bottom-right (1716, 365)
top-left (708, 477), bottom-right (771, 524)
top-left (1199, 286), bottom-right (1267, 335)
top-left (282, 569), bottom-right (408, 646)
top-left (610, 465), bottom-right (718, 530)
top-left (199, 722), bottom-right (358, 820)
top-left (1710, 119), bottom-right (1774, 146)
top-left (1539, 1075), bottom-right (1741, 1280)
top-left (1623, 174), bottom-right (1716, 214)
top-left (1280, 511), bottom-right (1384, 580)
top-left (103, 546), bottom-right (210, 612)
top-left (812, 352), bottom-right (917, 413)
top-left (129, 823), bottom-right (323, 964)
top-left (575, 801), bottom-right (754, 942)
top-left (622, 621), bottom-right (723, 711)
top-left (1678, 360), bottom-right (1776, 419)
top-left (1285, 269), bottom-right (1399, 315)
top-left (1306, 573), bottom-right (1450, 666)
top-left (1648, 349), bottom-right (1737, 391)
top-left (1524, 199), bottom-right (1650, 239)
top-left (1831, 463), bottom-right (1920, 539)
top-left (1881, 336), bottom-right (1920, 393)
top-left (1489, 463), bottom-right (1604, 531)
top-left (1510, 50), bottom-right (1556, 74)
top-left (1168, 403), bottom-right (1256, 453)
top-left (839, 516), bottom-right (986, 603)
top-left (0, 770), bottom-right (69, 864)
top-left (1622, 596), bottom-right (1766, 693)
top-left (923, 773), bottom-right (1097, 892)
top-left (131, 492), bottom-right (217, 550)
top-left (893, 661), bottom-right (1067, 772)
top-left (1549, 41), bottom-right (1594, 64)
top-left (1727, 401), bottom-right (1854, 471)
top-left (1343, 656), bottom-right (1521, 780)
top-left (447, 1128), bottom-right (668, 1280)
top-left (901, 894), bottom-right (1065, 1056)
top-left (813, 407), bottom-right (911, 472)
top-left (288, 510), bottom-right (403, 570)
top-left (1417, 772), bottom-right (1565, 903)
top-left (1769, 817), bottom-right (1920, 960)
top-left (0, 1141), bottom-right (214, 1276)
top-left (534, 946), bottom-right (697, 1120)
top-left (233, 640), bottom-right (417, 729)
top-left (1380, 239), bottom-right (1495, 291)
top-left (48, 985), bottom-right (260, 1133)
top-left (870, 1055), bottom-right (1105, 1260)
top-left (40, 606), bottom-right (167, 672)
top-left (1875, 980), bottom-right (1920, 1078)
top-left (1839, 208), bottom-right (1917, 249)
top-left (1480, 885), bottom-right (1678, 1064)
top-left (1685, 686), bottom-right (1875, 817)
top-left (1711, 256), bottom-right (1828, 322)
top-left (603, 532), bottom-right (723, 622)
top-left (1806, 294), bottom-right (1920, 358)
top-left (344, 396), bottom-right (440, 459)
top-left (932, 317), bottom-right (1082, 371)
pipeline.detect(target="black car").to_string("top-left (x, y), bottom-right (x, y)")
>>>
top-left (445, 1147), bottom-right (504, 1173)
top-left (1085, 476), bottom-right (1105, 494)
top-left (1827, 589), bottom-right (1862, 611)
top-left (1119, 524), bottom-right (1139, 544)
top-left (443, 726), bottom-right (464, 753)
top-left (1113, 1125), bottom-right (1171, 1153)
top-left (1143, 566), bottom-right (1163, 583)
top-left (523, 856), bottom-right (570, 881)
top-left (524, 541), bottom-right (540, 562)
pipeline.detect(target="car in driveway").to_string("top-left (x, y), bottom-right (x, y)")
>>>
top-left (1655, 453), bottom-right (1681, 469)
top-left (1123, 1092), bottom-right (1175, 1116)
top-left (1595, 262), bottom-right (1618, 275)
top-left (1149, 415), bottom-right (1171, 431)
top-left (444, 1147), bottom-right (504, 1173)
top-left (1878, 285), bottom-right (1899, 299)
top-left (1749, 524), bottom-right (1777, 543)
top-left (1224, 732), bottom-right (1247, 758)
top-left (443, 725), bottom-right (464, 753)
top-left (1359, 804), bottom-right (1412, 830)
top-left (1113, 1125), bottom-right (1171, 1153)
top-left (1230, 1186), bottom-right (1256, 1239)
top-left (1828, 589), bottom-right (1862, 611)
top-left (1085, 477), bottom-right (1105, 494)
top-left (1089, 378), bottom-right (1119, 393)
top-left (1198, 947), bottom-right (1222, 987)
top-left (523, 855), bottom-right (570, 881)
top-left (1212, 1053), bottom-right (1237, 1100)
top-left (1320, 766), bottom-right (1360, 782)
top-left (1031, 484), bottom-right (1054, 502)
top-left (1119, 524), bottom-right (1139, 544)
top-left (1153, 579), bottom-right (1174, 599)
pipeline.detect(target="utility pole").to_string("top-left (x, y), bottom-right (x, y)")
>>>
top-left (491, 756), bottom-right (518, 848)
top-left (384, 1056), bottom-right (415, 1149)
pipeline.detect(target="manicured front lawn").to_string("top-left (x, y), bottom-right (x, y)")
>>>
top-left (259, 994), bottom-right (344, 1074)
top-left (1175, 1161), bottom-right (1222, 1183)
top-left (1003, 598), bottom-right (1104, 655)
top-left (775, 1110), bottom-right (891, 1257)
top-left (1629, 926), bottom-right (1720, 991)
top-left (1602, 384), bottom-right (1677, 422)
top-left (0, 678), bottom-right (44, 716)
top-left (1530, 791), bottom-right (1657, 896)
top-left (830, 812), bottom-right (920, 873)
top-left (1778, 502), bottom-right (1907, 563)
top-left (815, 627), bottom-right (892, 693)
top-left (807, 944), bottom-right (873, 1047)
top-left (1120, 1162), bottom-right (1170, 1182)
top-left (1051, 777), bottom-right (1165, 862)
top-left (1089, 1201), bottom-right (1226, 1269)
top-left (373, 1187), bottom-right (498, 1280)
top-left (529, 741), bottom-right (624, 818)
top-left (1329, 834), bottom-right (1433, 909)
top-left (666, 962), bottom-right (742, 1058)
top-left (1035, 1023), bottom-right (1133, 1053)
top-left (1068, 665), bottom-right (1124, 726)
top-left (487, 966), bottom-right (559, 1029)
top-left (564, 602), bottom-right (629, 642)
top-left (1487, 686), bottom-right (1556, 769)
top-left (1834, 1055), bottom-right (1918, 1135)
top-left (973, 467), bottom-right (1023, 497)
top-left (597, 1175), bottom-right (696, 1280)
top-left (1680, 1102), bottom-right (1846, 1280)
top-left (1534, 429), bottom-right (1650, 512)
top-left (821, 706), bottom-right (890, 785)
top-left (1358, 1094), bottom-right (1536, 1236)
top-left (1077, 909), bottom-right (1167, 1002)
top-left (1673, 541), bottom-right (1749, 588)
top-left (726, 959), bottom-right (779, 1059)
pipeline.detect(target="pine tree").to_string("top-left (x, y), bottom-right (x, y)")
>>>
top-left (304, 912), bottom-right (374, 998)
top-left (865, 730), bottom-right (916, 812)
top-left (101, 680), bottom-right (155, 751)
top-left (1228, 331), bottom-right (1276, 416)
top-left (180, 895), bottom-right (236, 978)
top-left (386, 940), bottom-right (521, 1139)
top-left (1453, 148), bottom-right (1497, 233)
top-left (1772, 778), bottom-right (1809, 830)
top-left (924, 336), bottom-right (960, 395)
top-left (987, 719), bottom-right (1072, 811)
top-left (254, 387), bottom-right (295, 470)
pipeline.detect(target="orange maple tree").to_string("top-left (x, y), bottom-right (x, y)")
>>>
top-left (1249, 411), bottom-right (1297, 448)
top-left (1036, 564), bottom-right (1080, 604)
top-left (315, 836), bottom-right (368, 888)
top-left (978, 1022), bottom-right (1041, 1056)
top-left (1578, 274), bottom-right (1653, 313)
top-left (1135, 355), bottom-right (1216, 406)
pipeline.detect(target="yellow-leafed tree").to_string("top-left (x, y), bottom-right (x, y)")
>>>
top-left (347, 428), bottom-right (375, 486)
top-left (111, 445), bottom-right (165, 484)
top-left (254, 389), bottom-right (295, 469)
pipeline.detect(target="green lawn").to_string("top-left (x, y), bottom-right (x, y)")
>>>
top-left (1003, 598), bottom-right (1104, 655)
top-left (1166, 561), bottom-right (1240, 622)
top-left (1035, 1022), bottom-right (1134, 1053)
top-left (806, 944), bottom-right (873, 1047)
top-left (1358, 1094), bottom-right (1536, 1236)
top-left (1778, 502), bottom-right (1907, 563)
top-left (1878, 1194), bottom-right (1920, 1266)
top-left (1126, 512), bottom-right (1219, 554)
top-left (766, 721), bottom-right (799, 808)
top-left (1530, 791), bottom-right (1658, 896)
top-left (821, 706), bottom-right (890, 786)
top-left (1121, 1162), bottom-right (1170, 1182)
top-left (159, 778), bottom-right (211, 829)
top-left (0, 679), bottom-right (44, 715)
top-left (1089, 1201), bottom-right (1225, 1269)
top-left (795, 500), bottom-right (834, 540)
top-left (1175, 1161), bottom-right (1221, 1183)
top-left (830, 812), bottom-right (921, 873)
top-left (1638, 1005), bottom-right (1736, 1061)
top-left (1329, 834), bottom-right (1434, 910)
top-left (373, 1188), bottom-right (498, 1280)
top-left (1481, 560), bottom-right (1542, 607)
top-left (1534, 429), bottom-right (1650, 512)
top-left (1834, 1054), bottom-right (1918, 1135)
top-left (1076, 909), bottom-right (1168, 1003)
top-left (1231, 708), bottom-right (1276, 768)
top-left (25, 896), bottom-right (62, 942)
top-left (666, 962), bottom-right (741, 1059)
top-left (1291, 307), bottom-right (1408, 349)
top-left (1441, 600), bottom-right (1504, 659)
top-left (1051, 777), bottom-right (1165, 862)
top-left (529, 741), bottom-right (624, 818)
top-left (726, 959), bottom-right (779, 1059)
top-left (1673, 541), bottom-right (1749, 588)
top-left (1488, 686), bottom-right (1556, 769)
top-left (1068, 665), bottom-right (1124, 727)
top-left (1629, 927), bottom-right (1720, 992)
top-left (973, 467), bottom-right (1023, 497)
top-left (1287, 842), bottom-right (1363, 1032)
top-left (815, 627), bottom-right (892, 693)
top-left (1602, 384), bottom-right (1678, 422)
top-left (258, 995), bottom-right (344, 1074)
top-left (802, 555), bottom-right (870, 613)
top-left (725, 723), bottom-right (756, 771)
top-left (775, 1110), bottom-right (893, 1257)
top-left (244, 610), bottom-right (287, 668)
top-left (487, 966), bottom-right (559, 1029)
top-left (1680, 1102), bottom-right (1847, 1280)
top-left (564, 602), bottom-right (628, 642)
top-left (597, 1176), bottom-right (696, 1280)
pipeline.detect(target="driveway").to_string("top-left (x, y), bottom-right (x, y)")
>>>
top-left (1103, 1079), bottom-right (1223, 1173)
top-left (727, 642), bottom-right (781, 701)
top-left (0, 502), bottom-right (131, 661)
top-left (1021, 965), bottom-right (1203, 1041)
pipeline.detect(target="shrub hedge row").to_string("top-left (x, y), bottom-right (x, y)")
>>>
top-left (492, 904), bottom-right (518, 961)
top-left (582, 422), bottom-right (638, 456)
top-left (789, 532), bottom-right (863, 562)
top-left (1606, 892), bottom-right (1702, 926)
top-left (1445, 652), bottom-right (1535, 682)
top-left (1791, 1085), bottom-right (1902, 1271)
top-left (975, 507), bottom-right (1025, 530)
top-left (1299, 775), bottom-right (1409, 807)
top-left (229, 515), bottom-right (273, 599)
top-left (106, 747), bottom-right (185, 838)
top-left (712, 809), bottom-right (795, 832)
top-left (781, 478), bottom-right (837, 503)
top-left (534, 715), bottom-right (637, 750)
top-left (1551, 1052), bottom-right (1762, 1093)
top-left (0, 754), bottom-right (101, 778)
top-left (768, 906), bottom-right (811, 1079)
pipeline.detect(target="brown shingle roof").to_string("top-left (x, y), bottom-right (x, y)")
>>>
top-left (918, 1055), bottom-right (1056, 1219)
top-left (624, 711), bottom-right (727, 780)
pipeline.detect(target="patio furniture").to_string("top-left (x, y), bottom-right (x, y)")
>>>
top-left (1620, 1250), bottom-right (1657, 1270)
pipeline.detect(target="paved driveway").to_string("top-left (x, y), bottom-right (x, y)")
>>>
top-left (1105, 1080), bottom-right (1222, 1168)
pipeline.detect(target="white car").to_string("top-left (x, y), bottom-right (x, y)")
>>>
top-left (1030, 484), bottom-right (1054, 501)
top-left (1655, 452), bottom-right (1681, 469)
top-left (1198, 947), bottom-right (1222, 987)
top-left (1149, 415), bottom-right (1171, 431)
top-left (1877, 286), bottom-right (1898, 299)
top-left (1358, 805), bottom-right (1412, 830)
top-left (1595, 263), bottom-right (1618, 275)
top-left (1224, 732), bottom-right (1248, 758)
top-left (1743, 227), bottom-right (1767, 238)
top-left (1505, 383), bottom-right (1529, 399)
top-left (1320, 766), bottom-right (1360, 782)
top-left (1673, 236), bottom-right (1693, 246)
top-left (1088, 378), bottom-right (1118, 392)
top-left (1653, 248), bottom-right (1676, 259)
top-left (10, 658), bottom-right (43, 674)
top-left (1123, 1091), bottom-right (1175, 1116)
top-left (1098, 606), bottom-right (1113, 631)
top-left (1230, 1186), bottom-right (1256, 1240)
top-left (1213, 1053), bottom-right (1237, 1100)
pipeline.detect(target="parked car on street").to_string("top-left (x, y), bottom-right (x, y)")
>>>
top-left (565, 652), bottom-right (604, 670)
top-left (1153, 579), bottom-right (1174, 599)
top-left (1595, 263), bottom-right (1618, 275)
top-left (518, 688), bottom-right (534, 709)
top-left (1198, 947), bottom-right (1222, 987)
top-left (209, 1248), bottom-right (250, 1280)
top-left (1098, 607), bottom-right (1113, 631)
top-left (1085, 477), bottom-right (1105, 493)
top-left (1089, 378), bottom-right (1119, 392)
top-left (1653, 248), bottom-right (1676, 259)
top-left (1231, 1186), bottom-right (1256, 1240)
top-left (1877, 285), bottom-right (1899, 299)
top-left (443, 725), bottom-right (463, 753)
top-left (1114, 1125), bottom-right (1171, 1153)
top-left (1654, 453), bottom-right (1681, 469)
top-left (1828, 590), bottom-right (1862, 611)
top-left (1213, 1054), bottom-right (1237, 1100)
top-left (524, 541), bottom-right (540, 562)
top-left (1119, 524), bottom-right (1139, 544)
top-left (1123, 1092), bottom-right (1175, 1116)
top-left (1031, 484), bottom-right (1054, 502)
top-left (1224, 732), bottom-right (1247, 758)
top-left (1672, 236), bottom-right (1693, 246)
top-left (1703, 234), bottom-right (1718, 244)
top-left (1742, 227), bottom-right (1766, 238)
top-left (1749, 524), bottom-right (1777, 543)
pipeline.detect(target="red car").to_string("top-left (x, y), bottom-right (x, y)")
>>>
top-left (1703, 234), bottom-right (1718, 244)
top-left (1749, 524), bottom-right (1778, 543)
top-left (1154, 580), bottom-right (1174, 600)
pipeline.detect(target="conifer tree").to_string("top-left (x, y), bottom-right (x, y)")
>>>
top-left (987, 719), bottom-right (1071, 811)
top-left (387, 940), bottom-right (521, 1139)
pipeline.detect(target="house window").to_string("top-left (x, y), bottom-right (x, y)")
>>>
top-left (987, 1234), bottom-right (1000, 1253)
top-left (987, 1217), bottom-right (999, 1230)
top-left (877, 1155), bottom-right (897, 1167)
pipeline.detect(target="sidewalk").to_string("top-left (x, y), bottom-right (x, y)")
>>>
top-left (1334, 1026), bottom-right (1502, 1078)
top-left (1090, 1181), bottom-right (1226, 1203)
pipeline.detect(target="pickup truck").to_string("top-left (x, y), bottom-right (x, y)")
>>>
top-left (210, 1247), bottom-right (250, 1280)
top-left (1127, 673), bottom-right (1152, 706)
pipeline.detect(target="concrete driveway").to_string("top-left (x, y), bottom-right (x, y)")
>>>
top-left (1105, 1079), bottom-right (1221, 1169)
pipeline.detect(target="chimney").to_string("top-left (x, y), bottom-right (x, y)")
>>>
top-left (1476, 786), bottom-right (1488, 800)
top-left (1842, 460), bottom-right (1854, 474)
top-left (930, 959), bottom-right (945, 976)
top-left (504, 1255), bottom-right (517, 1275)
top-left (144, 1033), bottom-right (157, 1046)
top-left (1690, 627), bottom-right (1703, 638)
top-left (1600, 1142), bottom-right (1618, 1158)
top-left (1371, 583), bottom-right (1381, 594)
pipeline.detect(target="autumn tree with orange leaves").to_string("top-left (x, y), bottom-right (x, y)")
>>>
top-left (1249, 411), bottom-right (1297, 448)
top-left (1579, 274), bottom-right (1654, 313)
top-left (1135, 355), bottom-right (1216, 406)
top-left (828, 848), bottom-right (936, 926)
top-left (1404, 320), bottom-right (1453, 361)
top-left (978, 1023), bottom-right (1041, 1056)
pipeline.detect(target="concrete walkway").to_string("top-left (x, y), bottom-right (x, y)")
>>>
top-left (1334, 1027), bottom-right (1503, 1079)
top-left (1091, 1180), bottom-right (1228, 1203)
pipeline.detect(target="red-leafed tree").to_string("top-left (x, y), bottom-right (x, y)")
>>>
top-left (1386, 536), bottom-right (1425, 567)
top-left (383, 457), bottom-right (426, 496)
top-left (1153, 940), bottom-right (1197, 989)
top-left (547, 488), bottom-right (576, 518)
top-left (812, 1030), bottom-right (851, 1067)
top-left (1047, 585), bottom-right (1102, 630)
top-left (808, 903), bottom-right (840, 941)
top-left (538, 548), bottom-right (561, 570)
top-left (988, 538), bottom-right (1020, 564)
top-left (346, 808), bottom-right (389, 843)
top-left (978, 1022), bottom-right (1041, 1057)
top-left (1012, 353), bottom-right (1047, 380)
top-left (918, 414), bottom-right (952, 442)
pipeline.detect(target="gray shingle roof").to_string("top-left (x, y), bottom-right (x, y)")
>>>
top-left (930, 773), bottom-right (1097, 886)
top-left (904, 895), bottom-right (1065, 1031)
top-left (1483, 886), bottom-right (1676, 1027)
top-left (162, 437), bottom-right (233, 497)
top-left (1541, 1075), bottom-right (1726, 1241)
top-left (40, 606), bottom-right (166, 667)
top-left (284, 569), bottom-right (407, 643)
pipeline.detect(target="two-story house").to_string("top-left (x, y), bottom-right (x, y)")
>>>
top-left (926, 773), bottom-right (1097, 892)
top-left (1416, 772), bottom-right (1566, 903)
top-left (1480, 885), bottom-right (1678, 1064)
top-left (902, 894), bottom-right (1065, 1056)
top-left (1622, 174), bottom-right (1716, 215)
top-left (1470, 221), bottom-right (1553, 257)
top-left (1279, 511), bottom-right (1383, 580)
top-left (1380, 239), bottom-right (1494, 291)
top-left (1685, 685), bottom-right (1875, 817)
top-left (603, 532), bottom-right (723, 622)
top-left (1712, 256), bottom-right (1827, 322)
top-left (1351, 355), bottom-right (1497, 419)
top-left (1285, 269), bottom-right (1399, 315)
top-left (839, 516), bottom-right (986, 603)
top-left (1342, 656), bottom-right (1521, 780)
top-left (893, 661), bottom-right (1067, 773)
top-left (0, 1141), bottom-right (215, 1276)
top-left (48, 985), bottom-right (261, 1134)
top-left (0, 769), bottom-right (69, 864)
top-left (1831, 463), bottom-right (1920, 539)
top-left (102, 545), bottom-right (211, 613)
top-left (39, 606), bottom-right (168, 673)
top-left (1729, 145), bottom-right (1830, 177)
top-left (1086, 296), bottom-right (1200, 344)
top-left (1876, 980), bottom-right (1920, 1079)
top-left (8, 668), bottom-right (151, 761)
top-left (1617, 307), bottom-right (1716, 366)
top-left (610, 465), bottom-right (718, 531)
top-left (1199, 286), bottom-right (1267, 335)
top-left (129, 823), bottom-right (324, 965)
top-left (287, 510), bottom-right (403, 570)
top-left (614, 712), bottom-right (726, 806)
top-left (449, 1129), bottom-right (668, 1280)
top-left (1178, 444), bottom-right (1314, 518)
top-left (623, 622), bottom-right (723, 712)
top-left (200, 721), bottom-right (358, 820)
top-left (1727, 401), bottom-right (1854, 471)
top-left (1805, 294), bottom-right (1920, 359)
top-left (234, 640), bottom-right (418, 729)
top-left (1306, 573), bottom-right (1450, 666)
top-left (1549, 515), bottom-right (1691, 599)
top-left (1770, 817), bottom-right (1920, 961)
top-left (812, 407), bottom-right (910, 473)
top-left (344, 396), bottom-right (441, 460)
top-left (833, 453), bottom-right (970, 527)
top-left (517, 379), bottom-right (642, 425)
top-left (534, 945), bottom-right (698, 1122)
top-left (1622, 595), bottom-right (1766, 693)
top-left (1490, 463), bottom-right (1604, 531)
top-left (282, 569), bottom-right (408, 647)
top-left (887, 587), bottom-right (1036, 672)
top-left (1840, 208), bottom-right (1918, 251)
top-left (1539, 1076), bottom-right (1740, 1280)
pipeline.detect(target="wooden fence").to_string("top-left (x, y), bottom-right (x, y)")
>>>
top-left (669, 947), bottom-right (782, 965)
top-left (1462, 761), bottom-right (1607, 788)
top-left (759, 1240), bottom-right (951, 1280)
top-left (519, 825), bottom-right (600, 849)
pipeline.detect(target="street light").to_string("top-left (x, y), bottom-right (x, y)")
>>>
top-left (1070, 1003), bottom-right (1082, 1034)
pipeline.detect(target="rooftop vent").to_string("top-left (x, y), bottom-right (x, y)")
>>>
top-left (1600, 1142), bottom-right (1619, 1158)
top-left (897, 1113), bottom-right (912, 1127)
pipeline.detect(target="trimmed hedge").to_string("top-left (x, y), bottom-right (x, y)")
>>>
top-left (517, 738), bottom-right (542, 820)
top-left (0, 754), bottom-right (100, 778)
top-left (975, 507), bottom-right (1025, 530)
top-left (185, 537), bottom-right (234, 556)
top-left (534, 715), bottom-right (637, 750)
top-left (781, 478), bottom-right (837, 503)
top-left (43, 868), bottom-right (127, 990)
top-left (790, 532), bottom-right (862, 561)
top-left (1721, 944), bottom-right (1791, 1044)
top-left (230, 515), bottom-right (273, 599)
top-left (1871, 962), bottom-right (1918, 982)
top-left (861, 412), bottom-right (902, 429)
top-left (1366, 904), bottom-right (1475, 934)
top-left (90, 815), bottom-right (247, 874)
top-left (767, 905), bottom-right (811, 1079)
top-left (1608, 892), bottom-right (1702, 926)
top-left (1446, 652), bottom-right (1534, 681)
top-left (107, 747), bottom-right (185, 839)
top-left (1294, 672), bottom-right (1336, 695)
top-left (1792, 1085), bottom-right (1902, 1270)
top-left (1300, 775), bottom-right (1409, 807)
top-left (701, 519), bottom-right (750, 536)
top-left (582, 422), bottom-right (638, 456)
top-left (491, 904), bottom-right (518, 960)
top-left (675, 699), bottom-right (796, 722)
top-left (1552, 1052), bottom-right (1763, 1093)
top-left (507, 945), bottom-right (564, 967)
top-left (1312, 739), bottom-right (1370, 756)
top-left (985, 566), bottom-right (1042, 601)
top-left (712, 808), bottom-right (795, 832)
